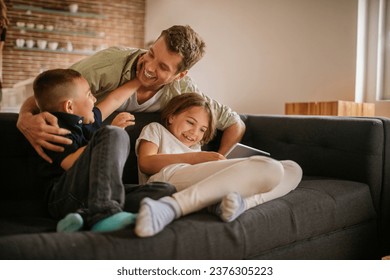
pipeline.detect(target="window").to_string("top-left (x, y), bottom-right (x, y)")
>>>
top-left (377, 0), bottom-right (390, 99)
top-left (356, 0), bottom-right (390, 102)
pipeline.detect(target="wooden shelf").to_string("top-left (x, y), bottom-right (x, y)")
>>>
top-left (14, 46), bottom-right (95, 56)
top-left (13, 4), bottom-right (105, 19)
top-left (13, 26), bottom-right (105, 38)
top-left (12, 4), bottom-right (105, 57)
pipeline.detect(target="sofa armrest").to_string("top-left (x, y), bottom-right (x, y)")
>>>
top-left (376, 117), bottom-right (390, 254)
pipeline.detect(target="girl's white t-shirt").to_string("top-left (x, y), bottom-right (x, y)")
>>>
top-left (135, 122), bottom-right (201, 184)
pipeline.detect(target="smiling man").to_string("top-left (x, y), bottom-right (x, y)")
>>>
top-left (17, 25), bottom-right (245, 163)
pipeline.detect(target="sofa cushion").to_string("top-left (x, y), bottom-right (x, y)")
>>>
top-left (241, 179), bottom-right (377, 258)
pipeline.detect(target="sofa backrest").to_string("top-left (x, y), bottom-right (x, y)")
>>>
top-left (0, 113), bottom-right (49, 216)
top-left (241, 115), bottom-right (385, 205)
top-left (1, 112), bottom-right (386, 200)
top-left (113, 112), bottom-right (162, 184)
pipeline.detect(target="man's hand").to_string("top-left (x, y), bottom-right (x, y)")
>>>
top-left (111, 112), bottom-right (135, 129)
top-left (218, 120), bottom-right (246, 155)
top-left (17, 112), bottom-right (72, 163)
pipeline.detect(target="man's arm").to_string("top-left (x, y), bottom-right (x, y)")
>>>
top-left (17, 96), bottom-right (72, 163)
top-left (217, 120), bottom-right (246, 155)
top-left (70, 47), bottom-right (140, 98)
top-left (97, 78), bottom-right (141, 120)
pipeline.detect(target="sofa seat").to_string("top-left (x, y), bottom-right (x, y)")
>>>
top-left (0, 177), bottom-right (376, 259)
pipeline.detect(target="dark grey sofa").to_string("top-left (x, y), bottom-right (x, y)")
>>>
top-left (0, 112), bottom-right (389, 259)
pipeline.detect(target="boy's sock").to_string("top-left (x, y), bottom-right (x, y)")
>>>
top-left (57, 213), bottom-right (84, 232)
top-left (207, 203), bottom-right (222, 216)
top-left (91, 212), bottom-right (137, 232)
top-left (220, 192), bottom-right (247, 222)
top-left (135, 196), bottom-right (181, 237)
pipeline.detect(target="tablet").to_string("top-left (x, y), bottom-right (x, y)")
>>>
top-left (224, 143), bottom-right (271, 159)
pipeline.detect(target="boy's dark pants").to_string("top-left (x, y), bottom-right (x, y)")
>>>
top-left (47, 126), bottom-right (176, 228)
top-left (124, 182), bottom-right (176, 213)
top-left (48, 126), bottom-right (130, 228)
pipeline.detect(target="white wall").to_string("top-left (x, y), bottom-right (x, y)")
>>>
top-left (145, 0), bottom-right (358, 115)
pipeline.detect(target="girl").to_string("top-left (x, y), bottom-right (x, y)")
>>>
top-left (135, 93), bottom-right (302, 237)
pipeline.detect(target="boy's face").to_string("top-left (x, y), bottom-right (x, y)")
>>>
top-left (71, 78), bottom-right (96, 124)
top-left (137, 36), bottom-right (188, 91)
top-left (168, 106), bottom-right (209, 147)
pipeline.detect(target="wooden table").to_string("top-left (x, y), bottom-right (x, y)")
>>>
top-left (285, 100), bottom-right (375, 117)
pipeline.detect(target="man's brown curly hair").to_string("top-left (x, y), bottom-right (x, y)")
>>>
top-left (159, 25), bottom-right (206, 73)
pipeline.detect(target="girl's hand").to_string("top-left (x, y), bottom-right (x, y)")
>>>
top-left (111, 112), bottom-right (135, 128)
top-left (195, 151), bottom-right (226, 163)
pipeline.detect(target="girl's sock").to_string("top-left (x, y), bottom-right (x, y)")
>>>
top-left (57, 213), bottom-right (84, 232)
top-left (220, 192), bottom-right (247, 222)
top-left (135, 196), bottom-right (181, 237)
top-left (91, 212), bottom-right (137, 232)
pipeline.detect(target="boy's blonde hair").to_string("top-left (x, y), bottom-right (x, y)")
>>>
top-left (161, 93), bottom-right (216, 145)
top-left (33, 68), bottom-right (82, 112)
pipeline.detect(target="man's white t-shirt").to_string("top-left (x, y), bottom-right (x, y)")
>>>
top-left (116, 90), bottom-right (164, 112)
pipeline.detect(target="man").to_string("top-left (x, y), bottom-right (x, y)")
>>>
top-left (17, 25), bottom-right (245, 164)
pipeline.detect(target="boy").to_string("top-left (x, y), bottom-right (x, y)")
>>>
top-left (34, 68), bottom-right (141, 232)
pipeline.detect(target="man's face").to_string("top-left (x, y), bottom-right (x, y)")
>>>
top-left (137, 36), bottom-right (188, 91)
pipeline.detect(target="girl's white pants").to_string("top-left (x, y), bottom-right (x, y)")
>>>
top-left (148, 156), bottom-right (303, 216)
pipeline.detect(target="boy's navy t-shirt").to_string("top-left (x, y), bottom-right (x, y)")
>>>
top-left (39, 107), bottom-right (103, 190)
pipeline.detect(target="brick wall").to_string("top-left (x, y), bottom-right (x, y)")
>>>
top-left (3, 0), bottom-right (145, 88)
